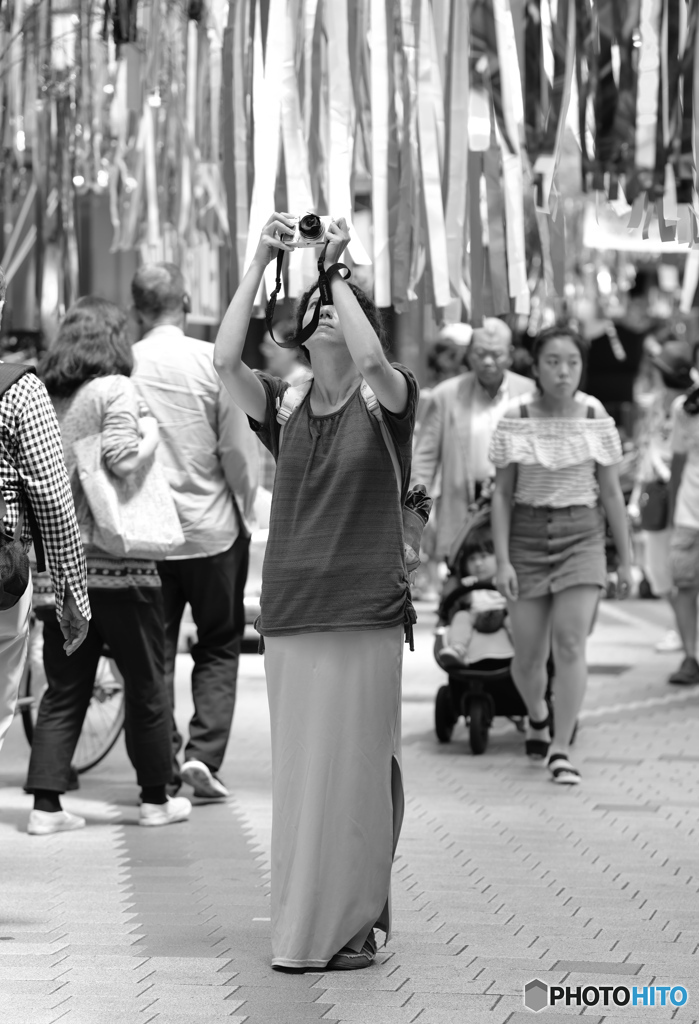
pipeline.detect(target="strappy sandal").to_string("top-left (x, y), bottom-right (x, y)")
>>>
top-left (548, 752), bottom-right (581, 785)
top-left (525, 715), bottom-right (551, 760)
top-left (326, 929), bottom-right (377, 971)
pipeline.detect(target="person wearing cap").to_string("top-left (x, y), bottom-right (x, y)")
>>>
top-left (665, 343), bottom-right (699, 685)
top-left (130, 263), bottom-right (259, 799)
top-left (412, 317), bottom-right (535, 559)
top-left (425, 323), bottom-right (472, 385)
top-left (629, 340), bottom-right (694, 656)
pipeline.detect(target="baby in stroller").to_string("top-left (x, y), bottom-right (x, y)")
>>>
top-left (434, 502), bottom-right (538, 754)
top-left (437, 522), bottom-right (514, 671)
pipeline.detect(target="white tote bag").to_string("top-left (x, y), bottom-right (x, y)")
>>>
top-left (74, 434), bottom-right (185, 560)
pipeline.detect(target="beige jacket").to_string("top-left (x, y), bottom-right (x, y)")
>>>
top-left (412, 370), bottom-right (535, 557)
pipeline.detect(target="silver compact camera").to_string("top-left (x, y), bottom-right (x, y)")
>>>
top-left (284, 213), bottom-right (332, 248)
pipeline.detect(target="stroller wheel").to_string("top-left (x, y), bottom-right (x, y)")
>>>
top-left (468, 697), bottom-right (489, 755)
top-left (435, 685), bottom-right (457, 743)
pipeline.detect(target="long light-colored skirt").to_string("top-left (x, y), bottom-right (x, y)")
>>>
top-left (264, 626), bottom-right (404, 969)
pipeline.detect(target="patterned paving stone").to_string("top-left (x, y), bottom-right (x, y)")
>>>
top-left (1, 602), bottom-right (698, 1024)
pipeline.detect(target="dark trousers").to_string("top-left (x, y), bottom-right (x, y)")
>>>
top-left (26, 587), bottom-right (172, 794)
top-left (157, 533), bottom-right (249, 777)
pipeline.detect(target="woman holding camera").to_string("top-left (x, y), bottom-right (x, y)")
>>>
top-left (214, 214), bottom-right (418, 971)
top-left (490, 326), bottom-right (631, 786)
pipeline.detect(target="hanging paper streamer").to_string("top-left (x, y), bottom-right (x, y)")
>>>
top-left (444, 0), bottom-right (469, 314)
top-left (371, 0), bottom-right (392, 307)
top-left (325, 1), bottom-right (371, 267)
top-left (4, 0), bottom-right (699, 336)
top-left (417, 0), bottom-right (450, 310)
top-left (492, 0), bottom-right (529, 314)
top-left (281, 0), bottom-right (315, 298)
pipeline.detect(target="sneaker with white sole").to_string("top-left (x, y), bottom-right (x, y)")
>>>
top-left (139, 795), bottom-right (192, 827)
top-left (655, 629), bottom-right (683, 653)
top-left (181, 760), bottom-right (229, 799)
top-left (27, 809), bottom-right (86, 835)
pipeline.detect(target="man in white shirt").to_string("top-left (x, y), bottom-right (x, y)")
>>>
top-left (131, 264), bottom-right (258, 798)
top-left (412, 318), bottom-right (535, 559)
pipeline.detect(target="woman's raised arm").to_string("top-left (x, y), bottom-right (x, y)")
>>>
top-left (214, 213), bottom-right (295, 423)
top-left (325, 220), bottom-right (408, 414)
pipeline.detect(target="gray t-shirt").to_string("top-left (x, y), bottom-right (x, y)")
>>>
top-left (249, 365), bottom-right (418, 636)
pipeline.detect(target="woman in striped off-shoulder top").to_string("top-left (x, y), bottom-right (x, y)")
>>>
top-left (489, 326), bottom-right (632, 786)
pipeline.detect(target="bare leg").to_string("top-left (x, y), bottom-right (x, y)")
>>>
top-left (447, 611), bottom-right (474, 648)
top-left (507, 596), bottom-right (553, 724)
top-left (668, 589), bottom-right (697, 659)
top-left (549, 586), bottom-right (600, 755)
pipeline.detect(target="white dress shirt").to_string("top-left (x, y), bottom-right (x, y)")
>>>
top-left (132, 325), bottom-right (258, 559)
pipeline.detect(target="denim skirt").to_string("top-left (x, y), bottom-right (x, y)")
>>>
top-left (509, 504), bottom-right (607, 600)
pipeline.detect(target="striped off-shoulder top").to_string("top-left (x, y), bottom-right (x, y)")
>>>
top-left (488, 393), bottom-right (623, 508)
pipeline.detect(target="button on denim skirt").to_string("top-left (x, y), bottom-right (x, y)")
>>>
top-left (509, 504), bottom-right (607, 600)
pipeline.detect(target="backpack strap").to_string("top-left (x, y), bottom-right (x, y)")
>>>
top-left (275, 379), bottom-right (313, 454)
top-left (275, 379), bottom-right (313, 426)
top-left (0, 363), bottom-right (46, 572)
top-left (359, 381), bottom-right (402, 497)
top-left (274, 376), bottom-right (403, 496)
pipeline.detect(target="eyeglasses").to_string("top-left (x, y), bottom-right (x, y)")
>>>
top-left (470, 348), bottom-right (509, 363)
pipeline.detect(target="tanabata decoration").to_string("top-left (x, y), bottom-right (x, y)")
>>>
top-left (1, 0), bottom-right (698, 331)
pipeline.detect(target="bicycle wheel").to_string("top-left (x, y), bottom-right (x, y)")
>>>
top-left (72, 656), bottom-right (125, 773)
top-left (20, 625), bottom-right (125, 773)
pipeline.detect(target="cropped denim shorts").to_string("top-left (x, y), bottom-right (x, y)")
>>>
top-left (509, 504), bottom-right (607, 600)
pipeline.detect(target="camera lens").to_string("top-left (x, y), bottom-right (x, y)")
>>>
top-left (298, 214), bottom-right (323, 239)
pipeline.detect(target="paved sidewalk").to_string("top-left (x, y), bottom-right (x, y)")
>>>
top-left (1, 598), bottom-right (698, 1023)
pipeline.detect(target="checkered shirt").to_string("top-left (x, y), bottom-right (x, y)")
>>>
top-left (0, 373), bottom-right (90, 620)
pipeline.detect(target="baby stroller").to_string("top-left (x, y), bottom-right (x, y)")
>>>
top-left (433, 499), bottom-right (553, 755)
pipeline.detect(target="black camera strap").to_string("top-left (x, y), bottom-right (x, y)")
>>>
top-left (264, 240), bottom-right (352, 349)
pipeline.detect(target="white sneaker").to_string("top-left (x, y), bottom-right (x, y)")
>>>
top-left (139, 795), bottom-right (192, 827)
top-left (181, 760), bottom-right (230, 799)
top-left (655, 630), bottom-right (683, 653)
top-left (27, 809), bottom-right (86, 835)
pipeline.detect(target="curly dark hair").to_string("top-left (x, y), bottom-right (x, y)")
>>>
top-left (40, 296), bottom-right (133, 398)
top-left (293, 281), bottom-right (388, 364)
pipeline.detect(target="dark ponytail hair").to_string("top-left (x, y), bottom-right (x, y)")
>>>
top-left (531, 324), bottom-right (589, 393)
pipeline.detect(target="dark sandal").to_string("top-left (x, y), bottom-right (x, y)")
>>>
top-left (525, 715), bottom-right (551, 760)
top-left (326, 929), bottom-right (377, 971)
top-left (548, 752), bottom-right (581, 785)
